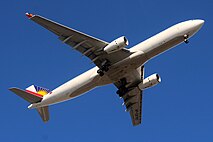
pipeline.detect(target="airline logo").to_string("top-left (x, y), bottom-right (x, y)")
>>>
top-left (26, 85), bottom-right (51, 98)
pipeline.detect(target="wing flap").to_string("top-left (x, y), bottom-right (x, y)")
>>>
top-left (125, 88), bottom-right (142, 126)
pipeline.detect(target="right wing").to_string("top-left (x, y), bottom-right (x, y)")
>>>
top-left (113, 66), bottom-right (144, 126)
top-left (27, 13), bottom-right (132, 68)
top-left (123, 87), bottom-right (143, 126)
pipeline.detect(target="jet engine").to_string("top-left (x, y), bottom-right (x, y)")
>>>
top-left (138, 73), bottom-right (161, 90)
top-left (104, 36), bottom-right (129, 54)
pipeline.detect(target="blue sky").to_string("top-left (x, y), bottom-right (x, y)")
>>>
top-left (1, 0), bottom-right (213, 141)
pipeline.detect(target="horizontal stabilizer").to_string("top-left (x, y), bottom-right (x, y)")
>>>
top-left (37, 106), bottom-right (49, 122)
top-left (9, 88), bottom-right (42, 103)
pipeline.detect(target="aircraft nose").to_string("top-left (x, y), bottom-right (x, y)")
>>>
top-left (193, 19), bottom-right (205, 30)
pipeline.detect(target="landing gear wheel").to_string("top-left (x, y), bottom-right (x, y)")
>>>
top-left (184, 34), bottom-right (189, 44)
top-left (184, 39), bottom-right (189, 44)
top-left (102, 65), bottom-right (109, 72)
top-left (100, 60), bottom-right (110, 72)
top-left (97, 61), bottom-right (110, 76)
top-left (97, 69), bottom-right (104, 76)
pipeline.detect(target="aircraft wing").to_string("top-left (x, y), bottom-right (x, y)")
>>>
top-left (27, 13), bottom-right (132, 68)
top-left (124, 87), bottom-right (142, 126)
top-left (113, 66), bottom-right (144, 126)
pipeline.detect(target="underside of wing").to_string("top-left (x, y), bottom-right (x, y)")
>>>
top-left (27, 13), bottom-right (132, 68)
top-left (28, 14), bottom-right (107, 62)
top-left (9, 87), bottom-right (42, 103)
top-left (124, 87), bottom-right (143, 126)
top-left (113, 66), bottom-right (144, 126)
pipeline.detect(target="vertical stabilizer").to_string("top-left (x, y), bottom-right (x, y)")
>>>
top-left (26, 85), bottom-right (51, 98)
top-left (37, 106), bottom-right (49, 122)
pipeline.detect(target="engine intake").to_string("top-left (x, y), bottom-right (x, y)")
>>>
top-left (104, 36), bottom-right (129, 54)
top-left (138, 73), bottom-right (161, 90)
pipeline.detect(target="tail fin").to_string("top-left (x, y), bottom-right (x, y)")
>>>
top-left (26, 85), bottom-right (51, 98)
top-left (37, 106), bottom-right (49, 122)
top-left (9, 85), bottom-right (51, 122)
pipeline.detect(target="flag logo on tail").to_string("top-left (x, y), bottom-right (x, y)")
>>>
top-left (26, 85), bottom-right (51, 98)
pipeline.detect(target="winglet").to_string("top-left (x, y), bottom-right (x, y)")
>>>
top-left (25, 12), bottom-right (34, 18)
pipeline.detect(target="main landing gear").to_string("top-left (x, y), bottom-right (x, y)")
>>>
top-left (184, 34), bottom-right (189, 44)
top-left (97, 69), bottom-right (105, 76)
top-left (97, 60), bottom-right (110, 76)
top-left (116, 78), bottom-right (128, 97)
top-left (116, 86), bottom-right (128, 97)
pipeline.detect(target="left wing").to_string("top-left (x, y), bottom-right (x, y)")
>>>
top-left (26, 13), bottom-right (132, 68)
top-left (9, 88), bottom-right (42, 103)
top-left (113, 66), bottom-right (144, 126)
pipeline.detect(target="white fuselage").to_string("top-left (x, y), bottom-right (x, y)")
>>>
top-left (30, 20), bottom-right (204, 108)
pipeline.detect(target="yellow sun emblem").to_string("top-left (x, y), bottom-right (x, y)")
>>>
top-left (37, 90), bottom-right (48, 96)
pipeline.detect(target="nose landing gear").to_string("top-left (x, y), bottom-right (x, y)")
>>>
top-left (184, 34), bottom-right (189, 44)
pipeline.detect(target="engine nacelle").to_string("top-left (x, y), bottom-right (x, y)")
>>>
top-left (104, 36), bottom-right (129, 54)
top-left (138, 73), bottom-right (161, 90)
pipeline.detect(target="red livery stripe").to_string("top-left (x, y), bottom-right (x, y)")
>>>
top-left (26, 90), bottom-right (43, 98)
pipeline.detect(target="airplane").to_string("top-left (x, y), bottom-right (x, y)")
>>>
top-left (9, 13), bottom-right (204, 126)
